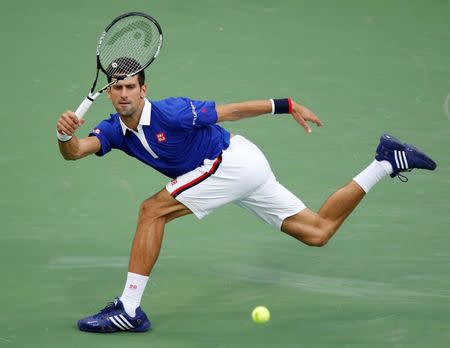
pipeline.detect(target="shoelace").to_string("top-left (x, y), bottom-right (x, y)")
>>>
top-left (396, 171), bottom-right (411, 183)
top-left (99, 299), bottom-right (119, 314)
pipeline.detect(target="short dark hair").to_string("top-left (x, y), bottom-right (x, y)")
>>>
top-left (106, 57), bottom-right (146, 86)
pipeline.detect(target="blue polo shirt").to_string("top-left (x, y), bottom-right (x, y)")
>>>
top-left (89, 97), bottom-right (230, 178)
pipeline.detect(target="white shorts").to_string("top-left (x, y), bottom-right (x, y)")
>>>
top-left (165, 135), bottom-right (306, 229)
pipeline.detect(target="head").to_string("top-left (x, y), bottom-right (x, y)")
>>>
top-left (106, 57), bottom-right (147, 117)
top-left (107, 70), bottom-right (146, 87)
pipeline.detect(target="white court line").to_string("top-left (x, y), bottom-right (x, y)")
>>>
top-left (46, 255), bottom-right (177, 270)
top-left (444, 92), bottom-right (450, 119)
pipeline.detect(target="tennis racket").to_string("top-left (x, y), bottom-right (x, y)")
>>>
top-left (59, 12), bottom-right (163, 140)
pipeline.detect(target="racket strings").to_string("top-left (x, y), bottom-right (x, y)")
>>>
top-left (99, 16), bottom-right (161, 76)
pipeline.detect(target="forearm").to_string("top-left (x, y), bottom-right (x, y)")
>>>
top-left (58, 135), bottom-right (81, 160)
top-left (216, 97), bottom-right (323, 133)
top-left (216, 100), bottom-right (273, 122)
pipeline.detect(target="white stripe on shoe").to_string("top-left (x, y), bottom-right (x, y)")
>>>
top-left (395, 150), bottom-right (409, 170)
top-left (114, 315), bottom-right (132, 329)
top-left (394, 150), bottom-right (401, 169)
top-left (402, 151), bottom-right (409, 169)
top-left (109, 316), bottom-right (126, 330)
top-left (399, 151), bottom-right (404, 168)
top-left (119, 314), bottom-right (135, 329)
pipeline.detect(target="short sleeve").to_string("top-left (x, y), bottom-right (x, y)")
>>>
top-left (162, 97), bottom-right (218, 130)
top-left (88, 119), bottom-right (117, 156)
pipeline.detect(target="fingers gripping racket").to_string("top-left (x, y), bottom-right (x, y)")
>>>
top-left (59, 12), bottom-right (163, 140)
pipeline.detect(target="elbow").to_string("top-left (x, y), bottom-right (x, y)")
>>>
top-left (60, 152), bottom-right (80, 161)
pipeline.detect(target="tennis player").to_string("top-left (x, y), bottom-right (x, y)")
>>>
top-left (56, 63), bottom-right (436, 333)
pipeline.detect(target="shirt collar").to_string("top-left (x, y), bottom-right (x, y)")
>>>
top-left (119, 98), bottom-right (152, 135)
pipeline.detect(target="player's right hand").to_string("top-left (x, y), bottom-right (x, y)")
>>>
top-left (56, 110), bottom-right (85, 136)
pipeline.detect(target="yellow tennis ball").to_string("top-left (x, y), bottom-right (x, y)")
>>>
top-left (251, 306), bottom-right (270, 324)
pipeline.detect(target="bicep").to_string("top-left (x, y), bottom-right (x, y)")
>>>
top-left (77, 136), bottom-right (101, 159)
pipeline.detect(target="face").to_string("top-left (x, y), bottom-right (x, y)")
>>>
top-left (107, 75), bottom-right (147, 117)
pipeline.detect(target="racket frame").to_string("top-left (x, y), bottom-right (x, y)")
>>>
top-left (76, 12), bottom-right (163, 120)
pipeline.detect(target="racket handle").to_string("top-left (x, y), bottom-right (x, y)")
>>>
top-left (75, 92), bottom-right (100, 119)
top-left (57, 92), bottom-right (101, 141)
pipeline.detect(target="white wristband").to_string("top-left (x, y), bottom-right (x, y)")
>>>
top-left (56, 130), bottom-right (72, 142)
top-left (269, 99), bottom-right (275, 115)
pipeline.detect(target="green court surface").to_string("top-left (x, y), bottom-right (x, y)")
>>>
top-left (1, 0), bottom-right (450, 347)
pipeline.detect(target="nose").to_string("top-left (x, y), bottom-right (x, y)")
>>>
top-left (120, 88), bottom-right (128, 99)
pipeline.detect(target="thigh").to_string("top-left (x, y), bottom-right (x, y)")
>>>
top-left (235, 173), bottom-right (307, 230)
top-left (165, 135), bottom-right (272, 219)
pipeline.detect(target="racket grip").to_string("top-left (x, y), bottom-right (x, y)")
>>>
top-left (74, 92), bottom-right (100, 119)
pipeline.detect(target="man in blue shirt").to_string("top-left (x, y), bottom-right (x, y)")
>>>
top-left (56, 68), bottom-right (436, 333)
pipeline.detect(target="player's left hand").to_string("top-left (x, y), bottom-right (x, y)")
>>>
top-left (290, 100), bottom-right (323, 133)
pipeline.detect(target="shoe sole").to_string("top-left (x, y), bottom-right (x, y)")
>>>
top-left (78, 320), bottom-right (151, 333)
top-left (79, 326), bottom-right (151, 333)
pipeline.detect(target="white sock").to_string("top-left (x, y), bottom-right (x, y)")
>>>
top-left (120, 272), bottom-right (149, 317)
top-left (353, 160), bottom-right (393, 193)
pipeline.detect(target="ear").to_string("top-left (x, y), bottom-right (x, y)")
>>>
top-left (106, 87), bottom-right (112, 99)
top-left (140, 84), bottom-right (147, 99)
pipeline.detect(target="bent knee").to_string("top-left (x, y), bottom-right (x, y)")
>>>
top-left (139, 196), bottom-right (165, 221)
top-left (306, 222), bottom-right (336, 247)
top-left (287, 227), bottom-right (331, 247)
top-left (282, 212), bottom-right (335, 247)
top-left (306, 234), bottom-right (330, 247)
top-left (138, 190), bottom-right (191, 223)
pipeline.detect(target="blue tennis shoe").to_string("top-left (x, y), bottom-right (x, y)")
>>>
top-left (375, 134), bottom-right (436, 180)
top-left (78, 298), bottom-right (151, 333)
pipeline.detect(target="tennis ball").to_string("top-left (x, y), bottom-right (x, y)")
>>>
top-left (251, 306), bottom-right (270, 324)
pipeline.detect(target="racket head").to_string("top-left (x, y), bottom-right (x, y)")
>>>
top-left (96, 12), bottom-right (163, 80)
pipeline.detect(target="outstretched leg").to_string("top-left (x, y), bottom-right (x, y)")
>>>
top-left (281, 134), bottom-right (436, 246)
top-left (281, 181), bottom-right (365, 246)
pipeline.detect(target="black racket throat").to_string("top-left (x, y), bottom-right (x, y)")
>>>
top-left (89, 58), bottom-right (125, 95)
top-left (89, 64), bottom-right (101, 94)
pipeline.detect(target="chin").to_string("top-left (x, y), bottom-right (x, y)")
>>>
top-left (117, 107), bottom-right (133, 116)
top-left (120, 112), bottom-right (134, 117)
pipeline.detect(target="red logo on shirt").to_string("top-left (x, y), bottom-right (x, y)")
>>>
top-left (156, 132), bottom-right (166, 143)
top-left (201, 107), bottom-right (207, 113)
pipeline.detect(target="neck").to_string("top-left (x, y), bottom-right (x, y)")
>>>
top-left (119, 98), bottom-right (145, 131)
